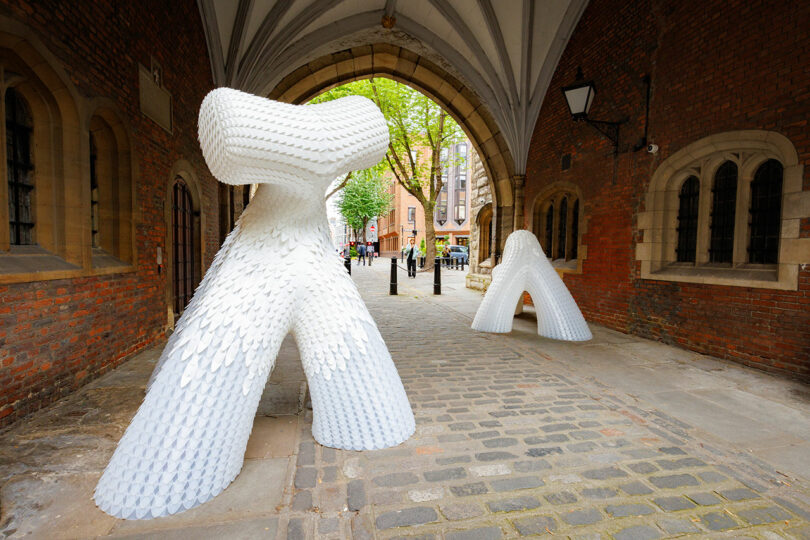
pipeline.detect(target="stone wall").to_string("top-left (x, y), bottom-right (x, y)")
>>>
top-left (0, 0), bottom-right (219, 427)
top-left (524, 0), bottom-right (810, 379)
top-left (466, 149), bottom-right (493, 290)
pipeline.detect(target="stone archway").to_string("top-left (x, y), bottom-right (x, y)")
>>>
top-left (266, 43), bottom-right (516, 259)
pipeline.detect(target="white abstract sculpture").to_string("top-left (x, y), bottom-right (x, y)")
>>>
top-left (472, 230), bottom-right (592, 341)
top-left (94, 89), bottom-right (415, 520)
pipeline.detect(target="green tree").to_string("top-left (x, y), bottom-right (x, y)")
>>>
top-left (337, 169), bottom-right (393, 245)
top-left (312, 78), bottom-right (464, 269)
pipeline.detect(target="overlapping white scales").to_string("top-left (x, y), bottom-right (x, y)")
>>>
top-left (95, 88), bottom-right (414, 520)
top-left (471, 230), bottom-right (592, 341)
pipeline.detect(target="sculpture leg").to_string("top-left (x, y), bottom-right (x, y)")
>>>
top-left (526, 266), bottom-right (593, 341)
top-left (94, 321), bottom-right (287, 519)
top-left (293, 289), bottom-right (415, 450)
top-left (471, 266), bottom-right (526, 333)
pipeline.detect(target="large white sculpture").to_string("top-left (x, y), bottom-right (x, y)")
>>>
top-left (472, 230), bottom-right (592, 341)
top-left (94, 89), bottom-right (415, 520)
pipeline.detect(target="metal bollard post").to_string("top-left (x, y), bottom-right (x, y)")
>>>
top-left (390, 257), bottom-right (397, 295)
top-left (461, 258), bottom-right (465, 271)
top-left (344, 255), bottom-right (351, 275)
top-left (434, 257), bottom-right (441, 295)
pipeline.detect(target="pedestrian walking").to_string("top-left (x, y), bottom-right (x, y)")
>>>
top-left (357, 242), bottom-right (366, 265)
top-left (405, 237), bottom-right (419, 278)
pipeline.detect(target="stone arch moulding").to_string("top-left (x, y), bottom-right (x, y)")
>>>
top-left (266, 43), bottom-right (515, 258)
top-left (0, 18), bottom-right (86, 284)
top-left (530, 181), bottom-right (588, 275)
top-left (637, 130), bottom-right (807, 290)
top-left (164, 160), bottom-right (206, 328)
top-left (86, 98), bottom-right (139, 271)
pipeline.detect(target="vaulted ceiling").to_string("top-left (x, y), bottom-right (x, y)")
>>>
top-left (196, 0), bottom-right (589, 175)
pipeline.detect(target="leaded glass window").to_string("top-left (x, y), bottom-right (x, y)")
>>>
top-left (571, 199), bottom-right (579, 260)
top-left (90, 134), bottom-right (99, 248)
top-left (558, 197), bottom-right (568, 259)
top-left (748, 159), bottom-right (782, 264)
top-left (709, 161), bottom-right (737, 263)
top-left (6, 88), bottom-right (34, 245)
top-left (676, 176), bottom-right (699, 262)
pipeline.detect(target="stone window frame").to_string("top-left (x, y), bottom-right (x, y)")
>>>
top-left (637, 130), bottom-right (808, 290)
top-left (163, 161), bottom-right (206, 328)
top-left (0, 30), bottom-right (138, 283)
top-left (531, 182), bottom-right (587, 274)
top-left (477, 203), bottom-right (493, 265)
top-left (88, 103), bottom-right (137, 271)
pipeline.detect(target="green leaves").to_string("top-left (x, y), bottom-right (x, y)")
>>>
top-left (311, 77), bottom-right (465, 267)
top-left (337, 168), bottom-right (393, 236)
top-left (310, 77), bottom-right (464, 201)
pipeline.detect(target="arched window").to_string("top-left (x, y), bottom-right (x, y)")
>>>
top-left (571, 200), bottom-right (579, 260)
top-left (544, 203), bottom-right (554, 256)
top-left (89, 134), bottom-right (99, 248)
top-left (5, 88), bottom-right (34, 246)
top-left (89, 111), bottom-right (135, 267)
top-left (709, 161), bottom-right (737, 263)
top-left (676, 176), bottom-right (699, 263)
top-left (533, 187), bottom-right (584, 268)
top-left (638, 130), bottom-right (806, 290)
top-left (748, 160), bottom-right (782, 264)
top-left (173, 179), bottom-right (196, 315)
top-left (477, 204), bottom-right (493, 262)
top-left (557, 197), bottom-right (568, 260)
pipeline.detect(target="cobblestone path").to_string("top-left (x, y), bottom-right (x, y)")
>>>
top-left (287, 271), bottom-right (810, 539)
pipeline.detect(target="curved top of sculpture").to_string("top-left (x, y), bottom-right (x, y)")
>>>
top-left (472, 229), bottom-right (592, 341)
top-left (198, 88), bottom-right (389, 188)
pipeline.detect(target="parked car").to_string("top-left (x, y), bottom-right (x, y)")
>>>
top-left (448, 245), bottom-right (468, 264)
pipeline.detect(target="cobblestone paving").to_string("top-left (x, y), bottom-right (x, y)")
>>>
top-left (282, 270), bottom-right (810, 539)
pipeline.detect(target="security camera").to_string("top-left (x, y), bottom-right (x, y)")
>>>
top-left (647, 143), bottom-right (659, 154)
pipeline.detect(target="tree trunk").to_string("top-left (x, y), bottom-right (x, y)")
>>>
top-left (422, 217), bottom-right (437, 271)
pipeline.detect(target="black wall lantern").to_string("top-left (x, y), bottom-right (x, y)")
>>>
top-left (562, 68), bottom-right (627, 155)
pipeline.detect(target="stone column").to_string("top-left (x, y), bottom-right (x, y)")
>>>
top-left (513, 174), bottom-right (526, 230)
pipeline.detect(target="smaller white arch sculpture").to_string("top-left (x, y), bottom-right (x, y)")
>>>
top-left (472, 230), bottom-right (592, 341)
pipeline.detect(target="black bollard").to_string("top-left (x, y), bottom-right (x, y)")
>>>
top-left (390, 257), bottom-right (397, 295)
top-left (434, 257), bottom-right (441, 295)
top-left (461, 258), bottom-right (465, 271)
top-left (344, 255), bottom-right (351, 275)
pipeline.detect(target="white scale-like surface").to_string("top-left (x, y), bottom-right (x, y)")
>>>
top-left (94, 89), bottom-right (415, 520)
top-left (472, 230), bottom-right (592, 342)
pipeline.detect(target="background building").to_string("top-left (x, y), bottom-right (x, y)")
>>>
top-left (378, 139), bottom-right (473, 256)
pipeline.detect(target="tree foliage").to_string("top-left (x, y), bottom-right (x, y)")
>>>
top-left (337, 168), bottom-right (392, 243)
top-left (311, 78), bottom-right (465, 267)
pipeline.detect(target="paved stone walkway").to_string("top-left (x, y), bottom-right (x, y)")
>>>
top-left (1, 262), bottom-right (809, 538)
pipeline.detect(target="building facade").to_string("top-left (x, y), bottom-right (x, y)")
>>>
top-left (1, 0), bottom-right (808, 430)
top-left (0, 0), bottom-right (244, 427)
top-left (378, 140), bottom-right (472, 256)
top-left (521, 0), bottom-right (810, 379)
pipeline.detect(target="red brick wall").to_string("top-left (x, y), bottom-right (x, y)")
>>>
top-left (0, 0), bottom-right (219, 427)
top-left (525, 0), bottom-right (810, 379)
